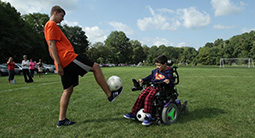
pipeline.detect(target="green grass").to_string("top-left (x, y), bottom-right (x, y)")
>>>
top-left (0, 66), bottom-right (255, 137)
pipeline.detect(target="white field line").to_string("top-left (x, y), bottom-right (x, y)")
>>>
top-left (0, 82), bottom-right (59, 94)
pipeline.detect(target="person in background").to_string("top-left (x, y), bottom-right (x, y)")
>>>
top-left (37, 59), bottom-right (43, 78)
top-left (22, 55), bottom-right (33, 83)
top-left (29, 58), bottom-right (36, 78)
top-left (7, 57), bottom-right (15, 84)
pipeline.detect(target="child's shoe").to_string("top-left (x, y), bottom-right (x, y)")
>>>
top-left (57, 118), bottom-right (76, 127)
top-left (123, 113), bottom-right (136, 120)
top-left (142, 114), bottom-right (152, 126)
top-left (108, 86), bottom-right (123, 102)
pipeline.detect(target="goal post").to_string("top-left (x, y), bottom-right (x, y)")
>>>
top-left (219, 58), bottom-right (254, 68)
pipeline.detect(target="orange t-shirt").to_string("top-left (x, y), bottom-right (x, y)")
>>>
top-left (44, 21), bottom-right (78, 70)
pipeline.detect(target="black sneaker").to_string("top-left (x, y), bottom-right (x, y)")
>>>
top-left (108, 86), bottom-right (123, 102)
top-left (57, 118), bottom-right (76, 127)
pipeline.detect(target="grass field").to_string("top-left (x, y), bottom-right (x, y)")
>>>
top-left (0, 66), bottom-right (255, 137)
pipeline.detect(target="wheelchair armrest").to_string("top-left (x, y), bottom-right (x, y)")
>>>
top-left (152, 81), bottom-right (167, 87)
top-left (131, 87), bottom-right (143, 91)
top-left (132, 79), bottom-right (140, 87)
top-left (152, 81), bottom-right (163, 85)
top-left (131, 79), bottom-right (144, 91)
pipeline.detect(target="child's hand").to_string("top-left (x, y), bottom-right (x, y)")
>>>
top-left (139, 79), bottom-right (143, 84)
top-left (163, 79), bottom-right (170, 84)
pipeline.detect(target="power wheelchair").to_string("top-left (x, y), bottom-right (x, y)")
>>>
top-left (131, 64), bottom-right (188, 125)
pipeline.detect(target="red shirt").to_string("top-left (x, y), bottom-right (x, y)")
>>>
top-left (7, 62), bottom-right (15, 70)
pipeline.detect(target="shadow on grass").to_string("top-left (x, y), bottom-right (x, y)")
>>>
top-left (76, 116), bottom-right (124, 126)
top-left (177, 107), bottom-right (227, 124)
top-left (75, 108), bottom-right (227, 126)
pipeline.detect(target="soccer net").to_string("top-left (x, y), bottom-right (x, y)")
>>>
top-left (219, 58), bottom-right (254, 68)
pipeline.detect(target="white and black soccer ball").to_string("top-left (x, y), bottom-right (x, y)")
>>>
top-left (136, 108), bottom-right (146, 122)
top-left (107, 75), bottom-right (122, 91)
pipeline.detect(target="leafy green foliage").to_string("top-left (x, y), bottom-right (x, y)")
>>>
top-left (0, 1), bottom-right (89, 64)
top-left (1, 1), bottom-right (255, 66)
top-left (0, 1), bottom-right (45, 63)
top-left (104, 31), bottom-right (132, 64)
top-left (61, 24), bottom-right (89, 56)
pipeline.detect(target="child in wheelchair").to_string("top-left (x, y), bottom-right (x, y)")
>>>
top-left (123, 55), bottom-right (176, 126)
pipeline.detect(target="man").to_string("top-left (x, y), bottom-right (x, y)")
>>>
top-left (44, 6), bottom-right (123, 127)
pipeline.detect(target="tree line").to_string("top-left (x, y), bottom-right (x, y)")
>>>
top-left (1, 1), bottom-right (255, 65)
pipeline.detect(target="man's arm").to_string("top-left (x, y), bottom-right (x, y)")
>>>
top-left (48, 40), bottom-right (64, 75)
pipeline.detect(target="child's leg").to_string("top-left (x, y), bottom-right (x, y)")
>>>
top-left (131, 86), bottom-right (151, 114)
top-left (143, 87), bottom-right (157, 114)
top-left (90, 63), bottom-right (111, 97)
top-left (59, 86), bottom-right (74, 121)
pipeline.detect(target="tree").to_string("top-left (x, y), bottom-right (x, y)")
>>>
top-left (87, 42), bottom-right (104, 63)
top-left (213, 39), bottom-right (223, 48)
top-left (92, 42), bottom-right (111, 63)
top-left (164, 46), bottom-right (181, 63)
top-left (180, 47), bottom-right (198, 64)
top-left (22, 13), bottom-right (49, 62)
top-left (130, 40), bottom-right (145, 64)
top-left (196, 47), bottom-right (210, 65)
top-left (0, 1), bottom-right (46, 63)
top-left (204, 42), bottom-right (213, 48)
top-left (105, 31), bottom-right (132, 64)
top-left (249, 41), bottom-right (255, 59)
top-left (146, 46), bottom-right (158, 64)
top-left (142, 45), bottom-right (150, 61)
top-left (22, 13), bottom-right (49, 35)
top-left (61, 24), bottom-right (89, 56)
top-left (157, 45), bottom-right (168, 56)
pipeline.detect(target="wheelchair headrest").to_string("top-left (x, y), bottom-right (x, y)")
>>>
top-left (167, 60), bottom-right (174, 66)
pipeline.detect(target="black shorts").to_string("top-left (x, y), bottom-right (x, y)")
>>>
top-left (61, 55), bottom-right (94, 90)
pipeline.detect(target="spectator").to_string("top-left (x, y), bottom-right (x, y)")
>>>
top-left (7, 57), bottom-right (15, 84)
top-left (22, 55), bottom-right (33, 83)
top-left (29, 58), bottom-right (36, 78)
top-left (37, 59), bottom-right (43, 77)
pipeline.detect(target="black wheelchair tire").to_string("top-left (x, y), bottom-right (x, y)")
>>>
top-left (162, 103), bottom-right (179, 125)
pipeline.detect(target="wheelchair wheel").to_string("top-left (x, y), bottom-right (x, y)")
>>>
top-left (162, 103), bottom-right (179, 125)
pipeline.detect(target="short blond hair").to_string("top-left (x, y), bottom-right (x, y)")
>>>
top-left (50, 6), bottom-right (65, 16)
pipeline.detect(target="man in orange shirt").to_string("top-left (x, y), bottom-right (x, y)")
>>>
top-left (44, 6), bottom-right (123, 127)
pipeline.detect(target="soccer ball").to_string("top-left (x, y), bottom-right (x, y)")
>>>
top-left (136, 108), bottom-right (146, 122)
top-left (107, 75), bottom-right (122, 91)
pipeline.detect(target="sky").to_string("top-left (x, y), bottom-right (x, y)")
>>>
top-left (3, 0), bottom-right (255, 49)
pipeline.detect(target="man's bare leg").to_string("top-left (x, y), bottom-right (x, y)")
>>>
top-left (90, 63), bottom-right (111, 97)
top-left (59, 86), bottom-right (73, 121)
